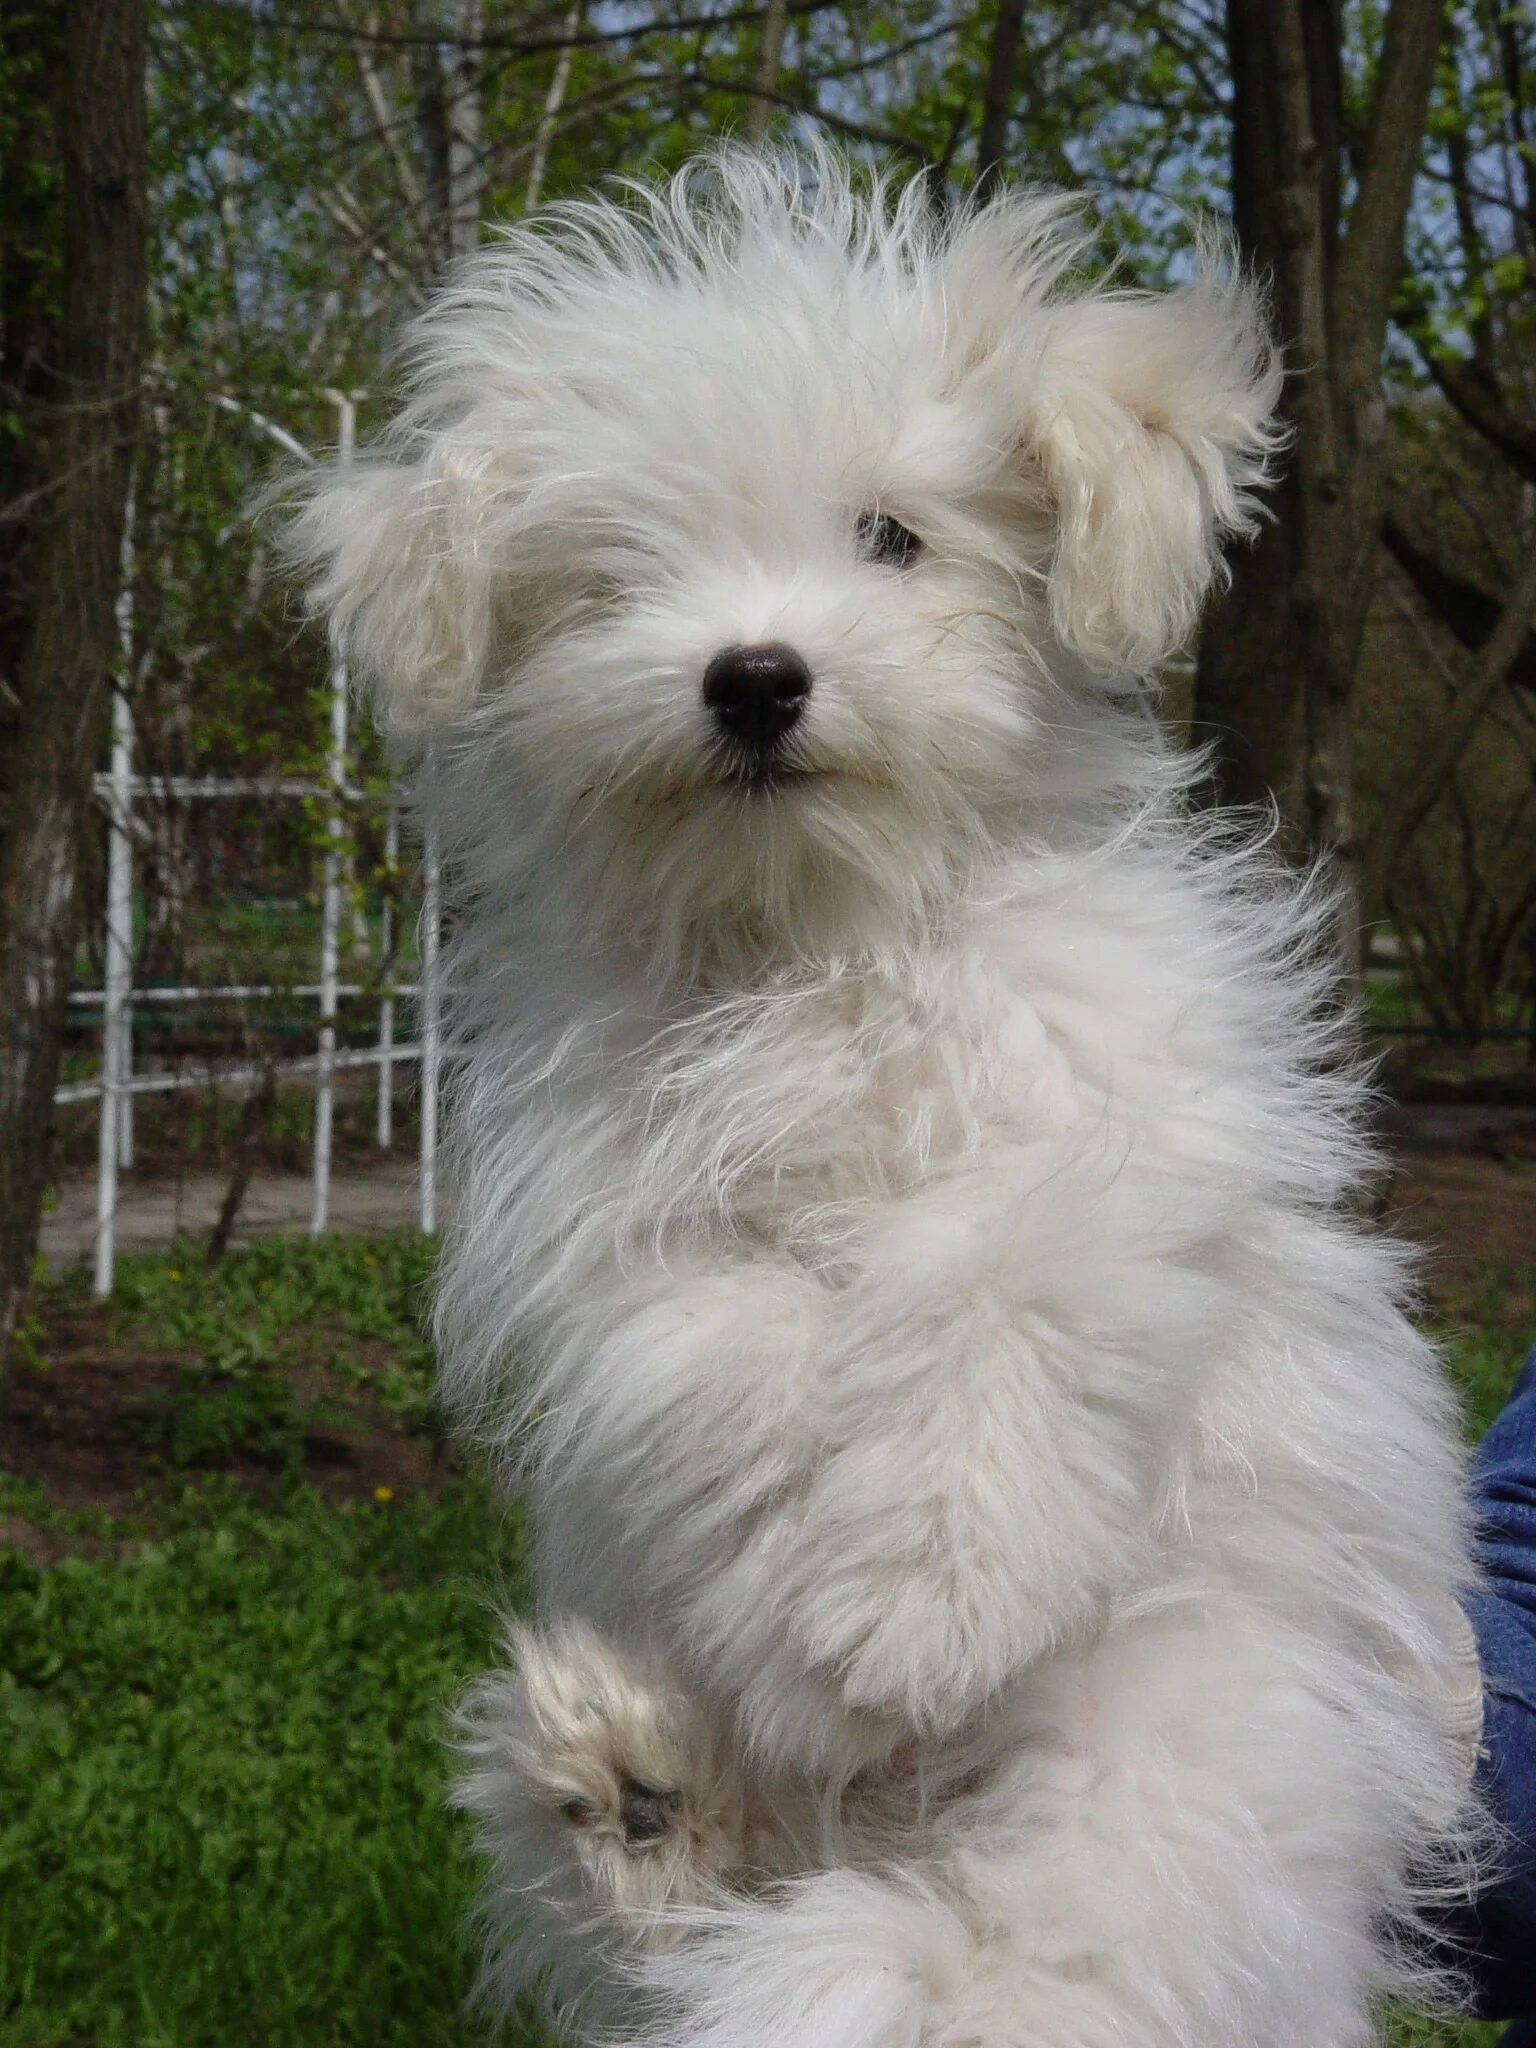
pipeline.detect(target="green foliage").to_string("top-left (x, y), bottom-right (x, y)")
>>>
top-left (1443, 1287), bottom-right (1536, 1443)
top-left (1388, 2011), bottom-right (1502, 2048)
top-left (0, 1237), bottom-right (535, 2047)
top-left (0, 1483), bottom-right (534, 2048)
top-left (106, 1232), bottom-right (440, 1428)
top-left (0, 7), bottom-right (66, 365)
top-left (146, 1360), bottom-right (309, 1470)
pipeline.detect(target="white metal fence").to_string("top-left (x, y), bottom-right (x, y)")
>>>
top-left (54, 392), bottom-right (442, 1296)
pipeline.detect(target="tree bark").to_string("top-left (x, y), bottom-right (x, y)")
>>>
top-left (974, 0), bottom-right (1027, 203)
top-left (446, 0), bottom-right (484, 262)
top-left (0, 7), bottom-right (68, 807)
top-left (524, 0), bottom-right (583, 210)
top-left (1194, 0), bottom-right (1445, 967)
top-left (744, 0), bottom-right (790, 144)
top-left (410, 2), bottom-right (452, 268)
top-left (1193, 0), bottom-right (1340, 832)
top-left (0, 0), bottom-right (148, 1376)
top-left (1420, 350), bottom-right (1536, 485)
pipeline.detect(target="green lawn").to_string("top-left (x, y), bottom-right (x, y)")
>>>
top-left (0, 1234), bottom-right (1528, 2047)
top-left (0, 1487), bottom-right (531, 2048)
top-left (0, 1240), bottom-right (542, 2048)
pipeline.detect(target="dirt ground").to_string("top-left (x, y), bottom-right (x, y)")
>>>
top-left (1, 1311), bottom-right (451, 1558)
top-left (1384, 1126), bottom-right (1536, 1339)
top-left (5, 1206), bottom-right (454, 1562)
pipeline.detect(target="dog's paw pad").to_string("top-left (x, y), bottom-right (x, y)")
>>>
top-left (619, 1777), bottom-right (681, 1849)
top-left (558, 1777), bottom-right (682, 1852)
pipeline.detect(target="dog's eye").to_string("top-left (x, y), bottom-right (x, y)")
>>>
top-left (856, 511), bottom-right (924, 571)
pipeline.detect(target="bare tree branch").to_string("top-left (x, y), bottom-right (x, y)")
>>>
top-left (1383, 507), bottom-right (1536, 689)
top-left (352, 16), bottom-right (425, 211)
top-left (683, 70), bottom-right (937, 164)
top-left (318, 182), bottom-right (427, 300)
top-left (224, 0), bottom-right (842, 58)
top-left (1365, 539), bottom-right (1536, 890)
top-left (1418, 347), bottom-right (1536, 482)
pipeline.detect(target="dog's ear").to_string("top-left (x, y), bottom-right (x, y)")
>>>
top-left (1020, 278), bottom-right (1282, 674)
top-left (282, 444), bottom-right (500, 736)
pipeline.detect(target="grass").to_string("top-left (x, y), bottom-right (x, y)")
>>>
top-left (1, 1234), bottom-right (1531, 2047)
top-left (0, 1487), bottom-right (530, 2048)
top-left (108, 1232), bottom-right (443, 1433)
top-left (1452, 1320), bottom-right (1530, 1444)
top-left (0, 1237), bottom-right (541, 2048)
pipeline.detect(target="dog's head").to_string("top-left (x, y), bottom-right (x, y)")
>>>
top-left (285, 151), bottom-right (1280, 968)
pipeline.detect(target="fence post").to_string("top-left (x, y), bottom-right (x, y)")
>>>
top-left (115, 499), bottom-right (137, 1170)
top-left (311, 390), bottom-right (356, 1236)
top-left (377, 798), bottom-right (399, 1145)
top-left (420, 830), bottom-right (441, 1233)
top-left (94, 678), bottom-right (135, 1296)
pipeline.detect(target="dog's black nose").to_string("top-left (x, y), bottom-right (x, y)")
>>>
top-left (702, 642), bottom-right (812, 752)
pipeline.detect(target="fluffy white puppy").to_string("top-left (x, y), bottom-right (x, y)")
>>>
top-left (287, 151), bottom-right (1480, 2048)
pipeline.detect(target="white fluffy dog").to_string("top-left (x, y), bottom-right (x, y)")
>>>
top-left (287, 152), bottom-right (1480, 2048)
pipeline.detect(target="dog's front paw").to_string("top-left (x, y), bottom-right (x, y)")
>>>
top-left (454, 1617), bottom-right (746, 1935)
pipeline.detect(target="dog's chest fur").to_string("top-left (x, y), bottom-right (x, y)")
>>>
top-left (534, 918), bottom-right (1101, 1293)
top-left (468, 845), bottom-right (1284, 1335)
top-left (667, 956), bottom-right (1077, 1242)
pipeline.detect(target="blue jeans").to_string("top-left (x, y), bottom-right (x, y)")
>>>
top-left (1451, 1346), bottom-right (1536, 2031)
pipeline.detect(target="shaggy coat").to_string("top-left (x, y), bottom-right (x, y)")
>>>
top-left (287, 152), bottom-right (1478, 2048)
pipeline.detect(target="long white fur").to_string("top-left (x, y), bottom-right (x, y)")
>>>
top-left (284, 150), bottom-right (1480, 2048)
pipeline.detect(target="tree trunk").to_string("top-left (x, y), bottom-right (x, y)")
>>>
top-left (1196, 1), bottom-right (1339, 817)
top-left (0, 7), bottom-right (68, 807)
top-left (1194, 0), bottom-right (1445, 968)
top-left (447, 0), bottom-right (484, 261)
top-left (411, 2), bottom-right (452, 268)
top-left (974, 0), bottom-right (1027, 203)
top-left (524, 0), bottom-right (583, 211)
top-left (0, 0), bottom-right (148, 1376)
top-left (744, 0), bottom-right (791, 144)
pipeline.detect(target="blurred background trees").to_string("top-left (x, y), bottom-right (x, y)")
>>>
top-left (2, 0), bottom-right (1535, 1370)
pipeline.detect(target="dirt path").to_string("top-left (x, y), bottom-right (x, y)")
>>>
top-left (40, 1163), bottom-right (427, 1268)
